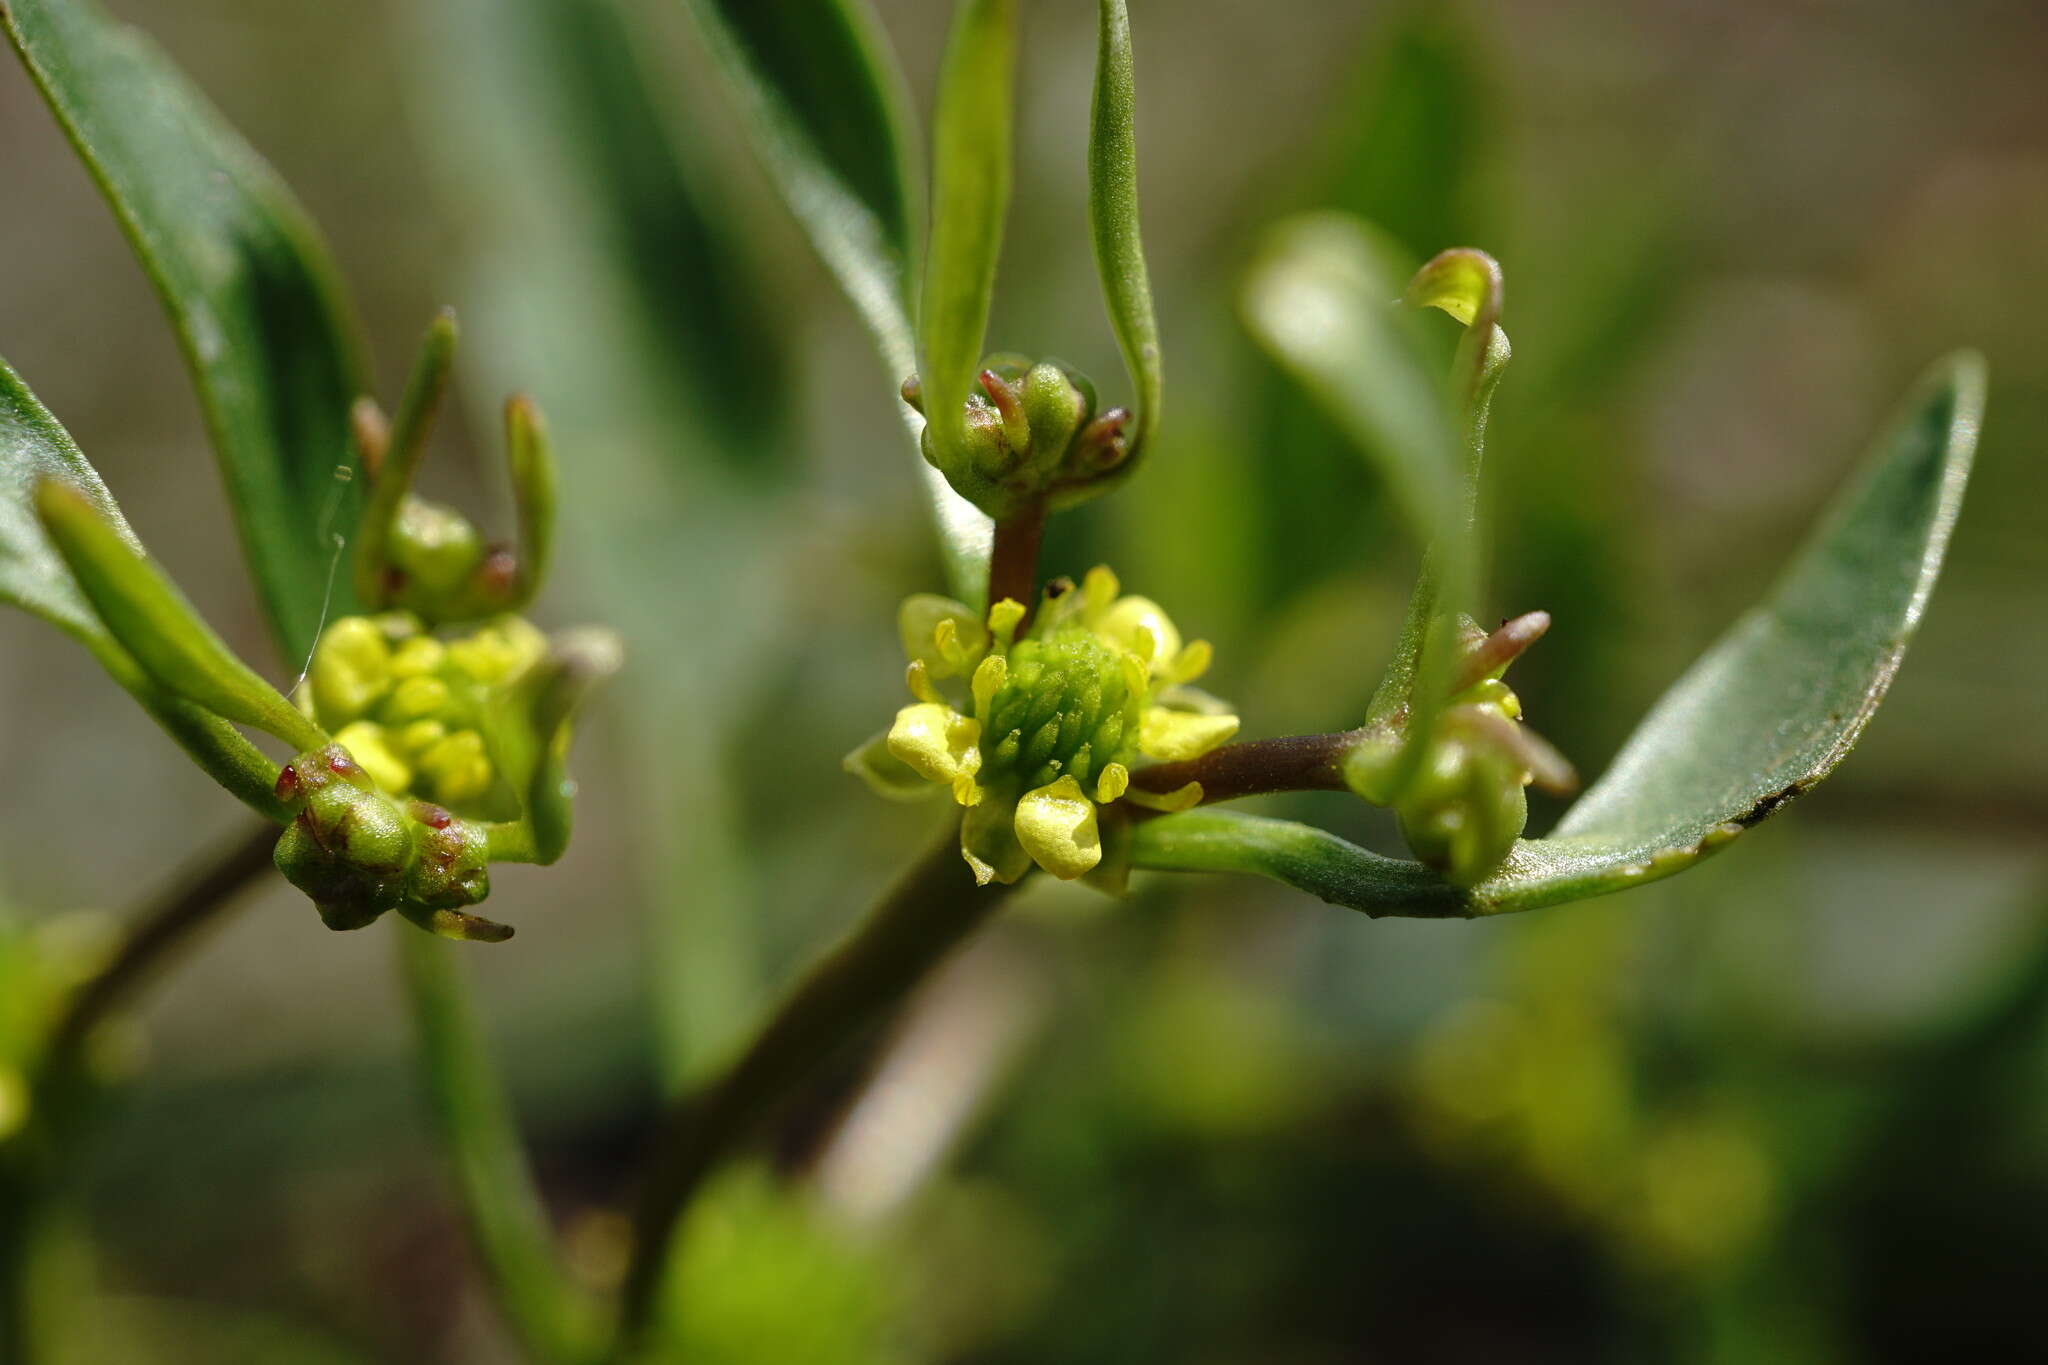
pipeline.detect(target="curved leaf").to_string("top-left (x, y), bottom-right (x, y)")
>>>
top-left (3, 0), bottom-right (367, 663)
top-left (2, 356), bottom-right (286, 819)
top-left (678, 0), bottom-right (988, 599)
top-left (1089, 0), bottom-right (1162, 456)
top-left (1134, 354), bottom-right (1986, 917)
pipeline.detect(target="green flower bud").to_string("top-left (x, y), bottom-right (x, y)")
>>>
top-left (404, 802), bottom-right (491, 910)
top-left (272, 745), bottom-right (415, 931)
top-left (1394, 736), bottom-right (1528, 889)
top-left (387, 497), bottom-right (488, 612)
top-left (907, 356), bottom-right (1113, 521)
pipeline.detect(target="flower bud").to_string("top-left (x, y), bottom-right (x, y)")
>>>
top-left (404, 802), bottom-right (491, 910)
top-left (907, 356), bottom-right (1117, 521)
top-left (272, 745), bottom-right (415, 930)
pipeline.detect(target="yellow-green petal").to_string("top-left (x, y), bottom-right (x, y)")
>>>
top-left (887, 702), bottom-right (982, 785)
top-left (962, 796), bottom-right (1032, 885)
top-left (844, 728), bottom-right (943, 802)
top-left (1138, 707), bottom-right (1240, 762)
top-left (1013, 775), bottom-right (1102, 880)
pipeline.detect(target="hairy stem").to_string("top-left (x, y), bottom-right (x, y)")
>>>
top-left (986, 498), bottom-right (1046, 615)
top-left (1131, 729), bottom-right (1366, 806)
top-left (45, 821), bottom-right (277, 1068)
top-left (617, 830), bottom-right (1017, 1342)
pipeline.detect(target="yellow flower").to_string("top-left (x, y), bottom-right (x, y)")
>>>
top-left (846, 567), bottom-right (1241, 885)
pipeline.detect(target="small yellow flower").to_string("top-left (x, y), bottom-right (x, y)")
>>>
top-left (846, 567), bottom-right (1241, 885)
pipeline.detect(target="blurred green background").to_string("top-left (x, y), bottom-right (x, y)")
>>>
top-left (3, 0), bottom-right (2046, 1360)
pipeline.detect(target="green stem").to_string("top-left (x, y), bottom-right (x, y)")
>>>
top-left (396, 929), bottom-right (606, 1365)
top-left (615, 829), bottom-right (1016, 1344)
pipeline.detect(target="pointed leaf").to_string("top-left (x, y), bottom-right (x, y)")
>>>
top-left (2, 356), bottom-right (286, 819)
top-left (3, 0), bottom-right (368, 663)
top-left (1089, 0), bottom-right (1162, 458)
top-left (919, 0), bottom-right (1017, 478)
top-left (1134, 355), bottom-right (1986, 917)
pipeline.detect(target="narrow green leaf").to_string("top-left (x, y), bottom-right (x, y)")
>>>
top-left (678, 0), bottom-right (989, 599)
top-left (1089, 0), bottom-right (1162, 456)
top-left (918, 0), bottom-right (1017, 482)
top-left (396, 931), bottom-right (606, 1365)
top-left (3, 0), bottom-right (367, 663)
top-left (2, 356), bottom-right (286, 819)
top-left (36, 481), bottom-right (324, 751)
top-left (1134, 354), bottom-right (1986, 917)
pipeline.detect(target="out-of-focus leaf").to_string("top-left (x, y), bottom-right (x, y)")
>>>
top-left (1244, 214), bottom-right (1471, 783)
top-left (919, 0), bottom-right (1017, 480)
top-left (2, 0), bottom-right (367, 663)
top-left (677, 0), bottom-right (918, 352)
top-left (1323, 4), bottom-right (1486, 258)
top-left (679, 0), bottom-right (989, 595)
top-left (1135, 355), bottom-right (1986, 915)
top-left (1089, 0), bottom-right (1162, 457)
top-left (1243, 215), bottom-right (1459, 581)
top-left (2, 357), bottom-right (285, 818)
top-left (530, 0), bottom-right (786, 468)
top-left (404, 0), bottom-right (788, 1080)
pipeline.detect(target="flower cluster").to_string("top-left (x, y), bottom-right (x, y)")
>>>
top-left (848, 568), bottom-right (1238, 885)
top-left (301, 612), bottom-right (548, 820)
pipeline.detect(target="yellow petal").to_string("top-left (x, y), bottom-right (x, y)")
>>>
top-left (1094, 761), bottom-right (1130, 804)
top-left (1124, 779), bottom-right (1204, 813)
top-left (898, 593), bottom-right (985, 676)
top-left (1013, 776), bottom-right (1102, 880)
top-left (887, 703), bottom-right (981, 785)
top-left (1097, 595), bottom-right (1182, 670)
top-left (1139, 708), bottom-right (1240, 762)
top-left (962, 798), bottom-right (1032, 885)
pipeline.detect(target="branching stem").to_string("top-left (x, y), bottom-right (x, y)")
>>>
top-left (616, 830), bottom-right (1017, 1343)
top-left (1131, 729), bottom-right (1367, 806)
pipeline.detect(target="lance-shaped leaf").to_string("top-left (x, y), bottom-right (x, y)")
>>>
top-left (36, 481), bottom-right (325, 752)
top-left (2, 356), bottom-right (287, 819)
top-left (3, 0), bottom-right (368, 663)
top-left (918, 0), bottom-right (1017, 484)
top-left (1132, 354), bottom-right (1986, 916)
top-left (1089, 0), bottom-right (1162, 460)
top-left (678, 0), bottom-right (989, 599)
